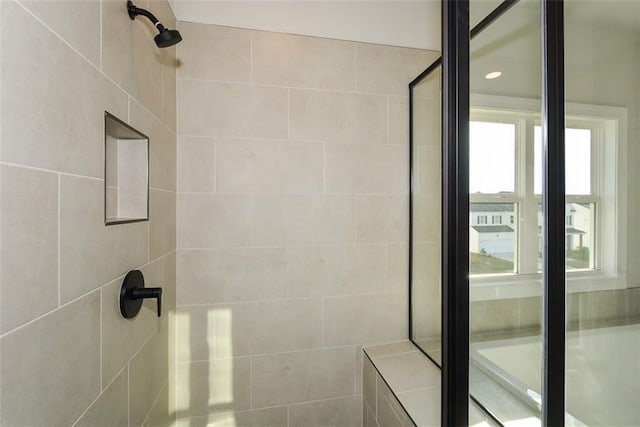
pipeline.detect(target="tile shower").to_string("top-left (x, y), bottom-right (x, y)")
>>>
top-left (0, 1), bottom-right (439, 425)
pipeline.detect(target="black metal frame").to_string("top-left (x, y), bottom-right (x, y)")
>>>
top-left (542, 0), bottom-right (566, 425)
top-left (408, 0), bottom-right (568, 425)
top-left (441, 1), bottom-right (470, 425)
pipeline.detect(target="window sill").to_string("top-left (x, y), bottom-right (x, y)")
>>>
top-left (470, 271), bottom-right (625, 301)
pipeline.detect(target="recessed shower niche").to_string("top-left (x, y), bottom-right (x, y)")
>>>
top-left (104, 112), bottom-right (149, 225)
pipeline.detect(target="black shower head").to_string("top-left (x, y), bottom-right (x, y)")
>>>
top-left (127, 1), bottom-right (182, 48)
top-left (154, 26), bottom-right (182, 48)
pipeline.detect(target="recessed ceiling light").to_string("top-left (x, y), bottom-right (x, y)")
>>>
top-left (485, 71), bottom-right (502, 80)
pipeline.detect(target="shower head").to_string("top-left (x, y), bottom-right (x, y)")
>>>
top-left (127, 1), bottom-right (182, 48)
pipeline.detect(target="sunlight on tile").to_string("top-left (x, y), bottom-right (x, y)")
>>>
top-left (207, 412), bottom-right (238, 427)
top-left (210, 308), bottom-right (233, 405)
top-left (176, 311), bottom-right (191, 412)
top-left (213, 308), bottom-right (233, 359)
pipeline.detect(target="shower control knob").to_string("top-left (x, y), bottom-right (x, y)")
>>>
top-left (119, 270), bottom-right (163, 319)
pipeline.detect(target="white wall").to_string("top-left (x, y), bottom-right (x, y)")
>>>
top-left (169, 0), bottom-right (441, 50)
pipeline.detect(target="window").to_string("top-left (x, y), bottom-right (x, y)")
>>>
top-left (469, 96), bottom-right (624, 284)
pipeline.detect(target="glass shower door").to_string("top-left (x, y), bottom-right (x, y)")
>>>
top-left (467, 0), bottom-right (544, 424)
top-left (564, 2), bottom-right (640, 425)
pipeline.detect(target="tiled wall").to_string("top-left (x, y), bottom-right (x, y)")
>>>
top-left (0, 0), bottom-right (177, 425)
top-left (174, 22), bottom-right (439, 426)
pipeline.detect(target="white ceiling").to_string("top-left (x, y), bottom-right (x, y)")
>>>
top-left (168, 0), bottom-right (441, 50)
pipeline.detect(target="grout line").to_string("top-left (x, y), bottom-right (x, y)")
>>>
top-left (176, 190), bottom-right (407, 197)
top-left (99, 0), bottom-right (103, 70)
top-left (213, 141), bottom-right (217, 193)
top-left (249, 355), bottom-right (254, 409)
top-left (99, 289), bottom-right (103, 391)
top-left (249, 31), bottom-right (254, 85)
top-left (0, 161), bottom-right (103, 182)
top-left (127, 364), bottom-right (131, 427)
top-left (286, 405), bottom-right (290, 427)
top-left (176, 77), bottom-right (399, 98)
top-left (175, 343), bottom-right (359, 363)
top-left (174, 290), bottom-right (407, 309)
top-left (322, 142), bottom-right (327, 194)
top-left (287, 88), bottom-right (291, 140)
top-left (57, 173), bottom-right (62, 307)
top-left (70, 363), bottom-right (128, 427)
top-left (321, 297), bottom-right (326, 347)
top-left (386, 96), bottom-right (390, 144)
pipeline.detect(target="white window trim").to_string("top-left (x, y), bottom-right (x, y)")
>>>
top-left (468, 94), bottom-right (628, 301)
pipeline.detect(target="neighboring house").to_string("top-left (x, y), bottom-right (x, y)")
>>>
top-left (470, 203), bottom-right (515, 261)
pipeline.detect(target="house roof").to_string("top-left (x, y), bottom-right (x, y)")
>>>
top-left (566, 227), bottom-right (586, 235)
top-left (471, 225), bottom-right (514, 233)
top-left (470, 203), bottom-right (514, 212)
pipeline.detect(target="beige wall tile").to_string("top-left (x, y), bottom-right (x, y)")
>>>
top-left (102, 0), bottom-right (164, 119)
top-left (175, 357), bottom-right (251, 417)
top-left (175, 407), bottom-right (287, 427)
top-left (252, 31), bottom-right (355, 91)
top-left (355, 195), bottom-right (408, 243)
top-left (397, 387), bottom-right (439, 427)
top-left (177, 248), bottom-right (287, 305)
top-left (363, 355), bottom-right (377, 412)
top-left (163, 252), bottom-right (177, 313)
top-left (177, 23), bottom-right (251, 82)
top-left (175, 305), bottom-right (216, 363)
top-left (325, 143), bottom-right (407, 194)
top-left (20, 0), bottom-right (101, 67)
top-left (177, 194), bottom-right (251, 248)
top-left (59, 175), bottom-right (149, 302)
top-left (375, 376), bottom-right (414, 427)
top-left (130, 98), bottom-right (177, 192)
top-left (213, 299), bottom-right (323, 358)
top-left (364, 400), bottom-right (379, 427)
top-left (177, 80), bottom-right (288, 138)
top-left (324, 294), bottom-right (407, 346)
top-left (177, 137), bottom-right (216, 192)
top-left (142, 381), bottom-right (171, 427)
top-left (163, 54), bottom-right (178, 132)
top-left (252, 195), bottom-right (354, 246)
top-left (130, 323), bottom-right (170, 427)
top-left (286, 245), bottom-right (387, 297)
top-left (289, 89), bottom-right (387, 143)
top-left (0, 165), bottom-right (58, 334)
top-left (0, 292), bottom-right (100, 426)
top-left (355, 43), bottom-right (438, 96)
top-left (101, 275), bottom-right (160, 385)
top-left (252, 347), bottom-right (355, 407)
top-left (75, 367), bottom-right (129, 427)
top-left (471, 299), bottom-right (519, 336)
top-left (388, 244), bottom-right (409, 294)
top-left (289, 395), bottom-right (363, 427)
top-left (412, 95), bottom-right (440, 149)
top-left (216, 139), bottom-right (323, 194)
top-left (1, 2), bottom-right (127, 178)
top-left (373, 351), bottom-right (440, 392)
top-left (150, 189), bottom-right (177, 259)
top-left (388, 96), bottom-right (410, 145)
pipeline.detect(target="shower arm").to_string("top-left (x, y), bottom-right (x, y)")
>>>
top-left (127, 1), bottom-right (167, 31)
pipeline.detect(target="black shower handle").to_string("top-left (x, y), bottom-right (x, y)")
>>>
top-left (119, 270), bottom-right (163, 319)
top-left (131, 287), bottom-right (162, 317)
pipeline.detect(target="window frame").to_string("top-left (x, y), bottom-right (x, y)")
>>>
top-left (468, 94), bottom-right (628, 300)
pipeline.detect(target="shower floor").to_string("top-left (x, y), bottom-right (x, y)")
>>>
top-left (472, 323), bottom-right (640, 426)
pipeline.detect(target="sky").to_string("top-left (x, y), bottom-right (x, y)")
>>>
top-left (469, 121), bottom-right (591, 195)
